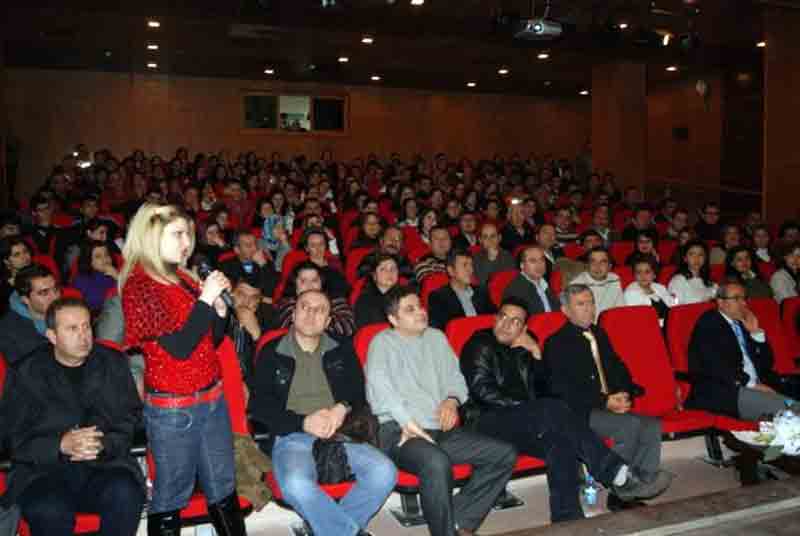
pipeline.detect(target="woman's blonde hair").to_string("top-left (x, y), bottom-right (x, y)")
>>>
top-left (118, 203), bottom-right (195, 292)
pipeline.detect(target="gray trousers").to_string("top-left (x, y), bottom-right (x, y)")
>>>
top-left (0, 505), bottom-right (19, 536)
top-left (379, 421), bottom-right (517, 536)
top-left (738, 387), bottom-right (788, 421)
top-left (590, 409), bottom-right (662, 480)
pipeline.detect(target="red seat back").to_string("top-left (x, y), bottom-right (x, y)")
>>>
top-left (408, 244), bottom-right (432, 265)
top-left (217, 337), bottom-right (250, 434)
top-left (420, 272), bottom-right (450, 309)
top-left (665, 302), bottom-right (714, 399)
top-left (353, 323), bottom-right (390, 367)
top-left (610, 241), bottom-right (634, 267)
top-left (563, 243), bottom-right (585, 260)
top-left (613, 266), bottom-right (635, 289)
top-left (599, 306), bottom-right (679, 417)
top-left (343, 226), bottom-right (360, 253)
top-left (710, 264), bottom-right (726, 283)
top-left (527, 311), bottom-right (567, 344)
top-left (748, 297), bottom-right (798, 375)
top-left (549, 269), bottom-right (563, 296)
top-left (488, 270), bottom-right (519, 308)
top-left (32, 254), bottom-right (61, 284)
top-left (349, 277), bottom-right (368, 306)
top-left (657, 240), bottom-right (678, 264)
top-left (658, 264), bottom-right (678, 286)
top-left (445, 315), bottom-right (496, 357)
top-left (255, 328), bottom-right (290, 363)
top-left (345, 247), bottom-right (374, 285)
top-left (758, 261), bottom-right (777, 281)
top-left (781, 296), bottom-right (800, 358)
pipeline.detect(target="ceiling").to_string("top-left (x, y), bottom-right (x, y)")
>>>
top-left (1, 0), bottom-right (781, 96)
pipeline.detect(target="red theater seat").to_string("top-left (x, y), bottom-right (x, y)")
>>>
top-left (748, 297), bottom-right (799, 375)
top-left (527, 311), bottom-right (567, 344)
top-left (420, 272), bottom-right (449, 309)
top-left (445, 315), bottom-right (496, 357)
top-left (781, 296), bottom-right (800, 357)
top-left (487, 269), bottom-right (518, 308)
top-left (345, 247), bottom-right (374, 285)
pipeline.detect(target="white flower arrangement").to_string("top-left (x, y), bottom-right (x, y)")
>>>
top-left (761, 407), bottom-right (800, 461)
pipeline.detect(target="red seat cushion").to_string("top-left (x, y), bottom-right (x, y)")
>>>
top-left (660, 409), bottom-right (716, 435)
top-left (265, 472), bottom-right (355, 502)
top-left (396, 464), bottom-right (473, 489)
top-left (714, 415), bottom-right (758, 432)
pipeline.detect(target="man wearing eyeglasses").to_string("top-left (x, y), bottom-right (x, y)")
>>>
top-left (459, 298), bottom-right (664, 522)
top-left (694, 202), bottom-right (724, 242)
top-left (686, 279), bottom-right (791, 420)
top-left (0, 264), bottom-right (60, 364)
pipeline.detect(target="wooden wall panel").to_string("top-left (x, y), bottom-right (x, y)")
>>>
top-left (4, 68), bottom-right (590, 198)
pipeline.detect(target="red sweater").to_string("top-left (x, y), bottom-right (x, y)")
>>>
top-left (122, 264), bottom-right (219, 394)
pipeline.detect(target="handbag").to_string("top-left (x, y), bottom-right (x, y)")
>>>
top-left (313, 436), bottom-right (355, 484)
top-left (311, 404), bottom-right (379, 484)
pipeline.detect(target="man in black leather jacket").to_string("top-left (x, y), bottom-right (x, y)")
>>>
top-left (459, 297), bottom-right (669, 522)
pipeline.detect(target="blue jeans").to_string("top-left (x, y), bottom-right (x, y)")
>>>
top-left (145, 394), bottom-right (236, 514)
top-left (272, 433), bottom-right (397, 535)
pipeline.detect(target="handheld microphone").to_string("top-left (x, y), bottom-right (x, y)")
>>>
top-left (197, 262), bottom-right (234, 309)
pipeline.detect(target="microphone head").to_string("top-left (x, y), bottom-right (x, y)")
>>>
top-left (197, 261), bottom-right (213, 279)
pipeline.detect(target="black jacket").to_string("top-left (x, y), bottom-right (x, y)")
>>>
top-left (354, 279), bottom-right (390, 330)
top-left (500, 223), bottom-right (535, 253)
top-left (249, 332), bottom-right (367, 452)
top-left (686, 309), bottom-right (778, 417)
top-left (459, 329), bottom-right (551, 420)
top-left (543, 322), bottom-right (641, 420)
top-left (2, 344), bottom-right (144, 507)
top-left (0, 308), bottom-right (49, 365)
top-left (219, 257), bottom-right (279, 298)
top-left (428, 284), bottom-right (496, 331)
top-left (452, 233), bottom-right (478, 251)
top-left (502, 274), bottom-right (560, 317)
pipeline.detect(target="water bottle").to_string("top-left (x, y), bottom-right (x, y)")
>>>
top-left (582, 474), bottom-right (598, 507)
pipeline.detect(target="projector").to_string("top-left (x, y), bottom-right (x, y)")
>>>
top-left (514, 17), bottom-right (563, 40)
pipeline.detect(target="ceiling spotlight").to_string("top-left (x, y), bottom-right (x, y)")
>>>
top-left (537, 52), bottom-right (550, 60)
top-left (147, 20), bottom-right (160, 28)
top-left (371, 75), bottom-right (382, 81)
top-left (579, 90), bottom-right (589, 96)
top-left (618, 22), bottom-right (629, 30)
top-left (498, 68), bottom-right (510, 75)
top-left (104, 50), bottom-right (113, 58)
top-left (264, 68), bottom-right (275, 75)
top-left (544, 80), bottom-right (552, 86)
top-left (666, 65), bottom-right (678, 72)
top-left (662, 33), bottom-right (672, 46)
top-left (361, 36), bottom-right (374, 44)
top-left (757, 40), bottom-right (767, 48)
top-left (467, 82), bottom-right (477, 88)
top-left (410, 0), bottom-right (425, 5)
top-left (147, 62), bottom-right (158, 69)
top-left (338, 56), bottom-right (349, 63)
top-left (147, 44), bottom-right (159, 51)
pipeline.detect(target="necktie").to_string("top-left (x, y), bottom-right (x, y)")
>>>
top-left (732, 320), bottom-right (758, 385)
top-left (582, 330), bottom-right (609, 395)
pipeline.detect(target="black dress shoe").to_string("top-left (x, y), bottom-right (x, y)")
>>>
top-left (607, 493), bottom-right (647, 512)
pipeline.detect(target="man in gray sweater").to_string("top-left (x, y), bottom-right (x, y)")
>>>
top-left (366, 286), bottom-right (516, 536)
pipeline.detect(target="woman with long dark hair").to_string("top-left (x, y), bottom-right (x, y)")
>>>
top-left (119, 204), bottom-right (246, 536)
top-left (725, 245), bottom-right (773, 299)
top-left (0, 237), bottom-right (32, 315)
top-left (72, 240), bottom-right (117, 314)
top-left (668, 239), bottom-right (717, 304)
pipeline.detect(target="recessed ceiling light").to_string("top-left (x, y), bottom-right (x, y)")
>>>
top-left (580, 90), bottom-right (589, 96)
top-left (147, 44), bottom-right (159, 51)
top-left (666, 65), bottom-right (678, 72)
top-left (544, 80), bottom-right (552, 86)
top-left (147, 20), bottom-right (160, 28)
top-left (537, 52), bottom-right (550, 60)
top-left (104, 50), bottom-right (112, 58)
top-left (757, 40), bottom-right (767, 48)
top-left (371, 75), bottom-right (382, 81)
top-left (264, 68), bottom-right (275, 75)
top-left (338, 56), bottom-right (349, 63)
top-left (498, 68), bottom-right (510, 75)
top-left (467, 82), bottom-right (477, 88)
top-left (662, 33), bottom-right (672, 46)
top-left (618, 22), bottom-right (629, 30)
top-left (147, 62), bottom-right (158, 69)
top-left (361, 36), bottom-right (374, 44)
top-left (410, 0), bottom-right (425, 5)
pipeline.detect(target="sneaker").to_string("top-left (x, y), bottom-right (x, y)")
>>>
top-left (611, 469), bottom-right (672, 501)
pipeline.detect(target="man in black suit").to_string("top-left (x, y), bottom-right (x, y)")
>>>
top-left (544, 283), bottom-right (671, 511)
top-left (428, 249), bottom-right (495, 331)
top-left (536, 224), bottom-right (564, 281)
top-left (502, 246), bottom-right (560, 316)
top-left (4, 297), bottom-right (144, 536)
top-left (452, 211), bottom-right (479, 251)
top-left (686, 279), bottom-right (790, 420)
top-left (219, 230), bottom-right (279, 302)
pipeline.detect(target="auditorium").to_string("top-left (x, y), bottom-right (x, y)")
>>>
top-left (2, 1), bottom-right (800, 535)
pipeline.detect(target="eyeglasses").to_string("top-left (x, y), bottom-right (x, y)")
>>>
top-left (719, 295), bottom-right (747, 302)
top-left (497, 312), bottom-right (525, 328)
